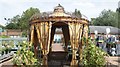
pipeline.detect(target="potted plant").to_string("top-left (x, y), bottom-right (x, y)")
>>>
top-left (8, 41), bottom-right (14, 53)
top-left (5, 47), bottom-right (8, 54)
top-left (1, 45), bottom-right (5, 55)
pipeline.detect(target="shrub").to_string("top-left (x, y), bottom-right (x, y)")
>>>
top-left (82, 38), bottom-right (108, 67)
top-left (12, 41), bottom-right (38, 65)
top-left (0, 35), bottom-right (9, 38)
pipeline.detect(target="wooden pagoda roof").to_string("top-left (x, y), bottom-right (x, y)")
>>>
top-left (29, 4), bottom-right (89, 24)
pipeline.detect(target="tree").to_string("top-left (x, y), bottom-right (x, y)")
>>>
top-left (5, 23), bottom-right (19, 29)
top-left (19, 7), bottom-right (40, 37)
top-left (5, 7), bottom-right (40, 37)
top-left (11, 15), bottom-right (21, 23)
top-left (116, 7), bottom-right (120, 28)
top-left (5, 15), bottom-right (21, 29)
top-left (5, 7), bottom-right (40, 30)
top-left (116, 8), bottom-right (120, 13)
top-left (19, 7), bottom-right (40, 30)
top-left (92, 9), bottom-right (118, 28)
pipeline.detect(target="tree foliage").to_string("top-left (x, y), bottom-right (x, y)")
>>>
top-left (116, 7), bottom-right (120, 28)
top-left (19, 7), bottom-right (40, 30)
top-left (5, 7), bottom-right (40, 30)
top-left (5, 7), bottom-right (40, 37)
top-left (6, 23), bottom-right (19, 29)
top-left (91, 9), bottom-right (119, 28)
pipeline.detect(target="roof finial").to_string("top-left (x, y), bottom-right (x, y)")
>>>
top-left (58, 4), bottom-right (61, 7)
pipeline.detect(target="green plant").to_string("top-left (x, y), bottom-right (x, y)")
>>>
top-left (0, 35), bottom-right (9, 38)
top-left (107, 42), bottom-right (116, 48)
top-left (22, 31), bottom-right (27, 37)
top-left (12, 41), bottom-right (38, 65)
top-left (0, 44), bottom-right (6, 55)
top-left (1, 45), bottom-right (5, 51)
top-left (82, 38), bottom-right (108, 67)
top-left (1, 41), bottom-right (14, 54)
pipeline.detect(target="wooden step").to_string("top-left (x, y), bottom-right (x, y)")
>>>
top-left (48, 51), bottom-right (70, 66)
top-left (48, 51), bottom-right (68, 60)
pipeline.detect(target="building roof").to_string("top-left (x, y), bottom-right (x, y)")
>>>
top-left (54, 26), bottom-right (120, 35)
top-left (6, 29), bottom-right (22, 36)
top-left (89, 26), bottom-right (120, 35)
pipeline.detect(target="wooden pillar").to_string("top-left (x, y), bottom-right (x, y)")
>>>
top-left (30, 25), bottom-right (34, 46)
top-left (47, 22), bottom-right (52, 54)
top-left (50, 26), bottom-right (56, 51)
top-left (62, 25), bottom-right (70, 51)
top-left (33, 28), bottom-right (39, 58)
top-left (79, 24), bottom-right (84, 65)
top-left (42, 22), bottom-right (48, 66)
top-left (35, 21), bottom-right (51, 66)
top-left (68, 21), bottom-right (84, 67)
top-left (30, 25), bottom-right (38, 57)
top-left (84, 24), bottom-right (89, 46)
top-left (79, 23), bottom-right (88, 65)
top-left (68, 22), bottom-right (78, 67)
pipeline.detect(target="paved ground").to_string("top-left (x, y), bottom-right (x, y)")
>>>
top-left (1, 56), bottom-right (120, 66)
top-left (105, 56), bottom-right (120, 66)
top-left (0, 59), bottom-right (13, 67)
top-left (52, 43), bottom-right (64, 52)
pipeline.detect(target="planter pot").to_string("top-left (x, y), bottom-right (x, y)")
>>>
top-left (2, 51), bottom-right (4, 55)
top-left (13, 64), bottom-right (17, 67)
top-left (5, 49), bottom-right (8, 54)
top-left (8, 49), bottom-right (11, 53)
top-left (13, 64), bottom-right (26, 67)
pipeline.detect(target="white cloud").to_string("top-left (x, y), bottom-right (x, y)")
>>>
top-left (0, 0), bottom-right (119, 25)
top-left (72, 2), bottom-right (95, 8)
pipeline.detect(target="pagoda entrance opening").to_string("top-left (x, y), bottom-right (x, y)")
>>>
top-left (50, 22), bottom-right (70, 52)
top-left (48, 22), bottom-right (72, 66)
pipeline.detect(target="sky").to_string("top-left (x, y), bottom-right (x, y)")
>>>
top-left (0, 0), bottom-right (119, 26)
